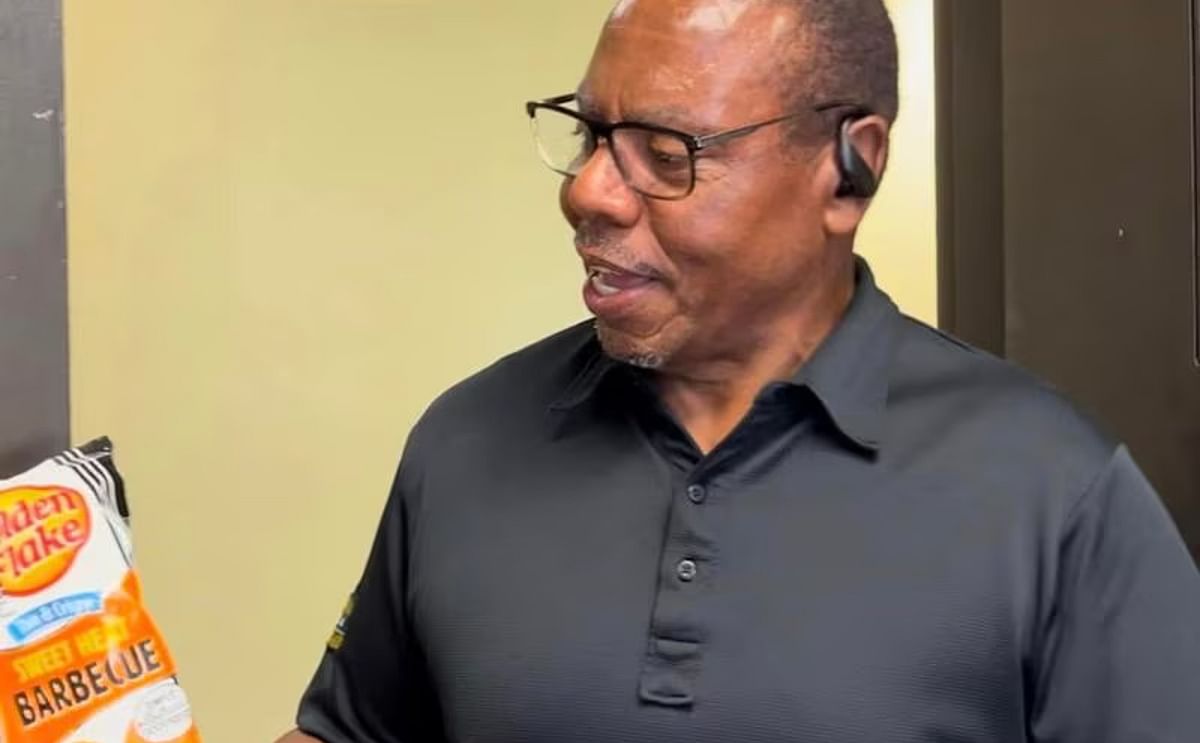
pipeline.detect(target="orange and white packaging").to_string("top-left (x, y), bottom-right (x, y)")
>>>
top-left (0, 438), bottom-right (200, 742)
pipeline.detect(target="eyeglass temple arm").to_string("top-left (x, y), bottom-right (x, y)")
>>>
top-left (525, 93), bottom-right (578, 116)
top-left (694, 101), bottom-right (872, 151)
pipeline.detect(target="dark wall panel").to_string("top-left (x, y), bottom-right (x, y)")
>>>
top-left (935, 0), bottom-right (1005, 357)
top-left (0, 0), bottom-right (69, 476)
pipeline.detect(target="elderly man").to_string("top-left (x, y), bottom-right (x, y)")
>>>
top-left (277, 0), bottom-right (1200, 741)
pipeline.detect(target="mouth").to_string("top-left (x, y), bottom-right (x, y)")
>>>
top-left (586, 263), bottom-right (657, 296)
top-left (580, 258), bottom-right (665, 320)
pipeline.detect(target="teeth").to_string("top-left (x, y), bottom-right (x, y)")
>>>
top-left (589, 271), bottom-right (622, 297)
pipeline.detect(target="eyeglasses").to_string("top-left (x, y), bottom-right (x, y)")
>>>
top-left (525, 93), bottom-right (867, 201)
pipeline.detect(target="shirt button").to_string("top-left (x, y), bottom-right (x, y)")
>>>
top-left (686, 484), bottom-right (707, 504)
top-left (676, 559), bottom-right (698, 583)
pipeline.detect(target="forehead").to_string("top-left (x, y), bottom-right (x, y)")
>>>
top-left (580, 0), bottom-right (800, 127)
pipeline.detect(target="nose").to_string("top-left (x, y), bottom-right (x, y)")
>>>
top-left (560, 140), bottom-right (643, 230)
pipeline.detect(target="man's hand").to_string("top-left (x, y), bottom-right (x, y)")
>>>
top-left (274, 731), bottom-right (323, 743)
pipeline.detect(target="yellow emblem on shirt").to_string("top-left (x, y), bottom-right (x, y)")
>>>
top-left (327, 593), bottom-right (356, 651)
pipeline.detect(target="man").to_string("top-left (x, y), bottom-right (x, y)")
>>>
top-left (278, 0), bottom-right (1200, 740)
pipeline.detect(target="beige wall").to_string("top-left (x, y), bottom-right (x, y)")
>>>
top-left (63, 1), bottom-right (935, 739)
top-left (861, 0), bottom-right (938, 321)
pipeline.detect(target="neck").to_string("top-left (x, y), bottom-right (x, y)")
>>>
top-left (653, 255), bottom-right (856, 454)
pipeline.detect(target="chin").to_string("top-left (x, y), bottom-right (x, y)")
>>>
top-left (595, 321), bottom-right (673, 370)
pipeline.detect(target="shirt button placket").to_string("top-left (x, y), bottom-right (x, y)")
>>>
top-left (639, 476), bottom-right (717, 708)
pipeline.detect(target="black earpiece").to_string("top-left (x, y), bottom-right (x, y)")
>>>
top-left (834, 115), bottom-right (878, 199)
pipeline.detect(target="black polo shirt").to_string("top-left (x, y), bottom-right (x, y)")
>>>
top-left (297, 260), bottom-right (1200, 742)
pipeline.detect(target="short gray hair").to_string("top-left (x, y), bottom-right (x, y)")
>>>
top-left (772, 0), bottom-right (900, 124)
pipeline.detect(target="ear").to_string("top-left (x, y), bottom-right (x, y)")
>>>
top-left (821, 114), bottom-right (891, 237)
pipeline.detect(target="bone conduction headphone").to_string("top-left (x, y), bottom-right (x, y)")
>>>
top-left (833, 112), bottom-right (878, 199)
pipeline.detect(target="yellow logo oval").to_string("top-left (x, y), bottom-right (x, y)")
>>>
top-left (0, 486), bottom-right (92, 595)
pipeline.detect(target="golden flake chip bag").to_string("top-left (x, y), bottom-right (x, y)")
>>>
top-left (0, 438), bottom-right (200, 742)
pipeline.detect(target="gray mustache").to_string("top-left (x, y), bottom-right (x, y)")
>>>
top-left (574, 224), bottom-right (623, 251)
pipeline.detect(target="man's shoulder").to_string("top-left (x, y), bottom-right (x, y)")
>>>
top-left (414, 320), bottom-right (599, 436)
top-left (890, 314), bottom-right (1118, 481)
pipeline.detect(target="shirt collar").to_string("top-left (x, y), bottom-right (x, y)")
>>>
top-left (789, 257), bottom-right (899, 452)
top-left (550, 257), bottom-right (900, 452)
top-left (547, 326), bottom-right (621, 412)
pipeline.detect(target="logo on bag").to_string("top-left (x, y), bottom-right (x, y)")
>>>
top-left (0, 486), bottom-right (92, 595)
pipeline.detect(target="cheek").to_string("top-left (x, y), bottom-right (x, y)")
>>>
top-left (648, 190), bottom-right (761, 280)
top-left (648, 189), bottom-right (739, 260)
top-left (647, 184), bottom-right (821, 306)
top-left (647, 214), bottom-right (752, 318)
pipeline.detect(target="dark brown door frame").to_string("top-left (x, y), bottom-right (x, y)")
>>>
top-left (934, 0), bottom-right (1005, 356)
top-left (937, 1), bottom-right (1200, 367)
top-left (1195, 1), bottom-right (1200, 368)
top-left (0, 0), bottom-right (70, 475)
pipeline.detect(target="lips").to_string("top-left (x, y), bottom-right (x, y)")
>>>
top-left (580, 259), bottom-right (664, 321)
top-left (588, 265), bottom-right (656, 296)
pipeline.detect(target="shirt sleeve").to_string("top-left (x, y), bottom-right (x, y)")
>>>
top-left (1030, 445), bottom-right (1200, 742)
top-left (295, 459), bottom-right (445, 742)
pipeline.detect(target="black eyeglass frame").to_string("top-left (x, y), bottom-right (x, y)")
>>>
top-left (524, 93), bottom-right (872, 200)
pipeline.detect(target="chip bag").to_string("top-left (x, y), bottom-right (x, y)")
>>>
top-left (0, 438), bottom-right (200, 742)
